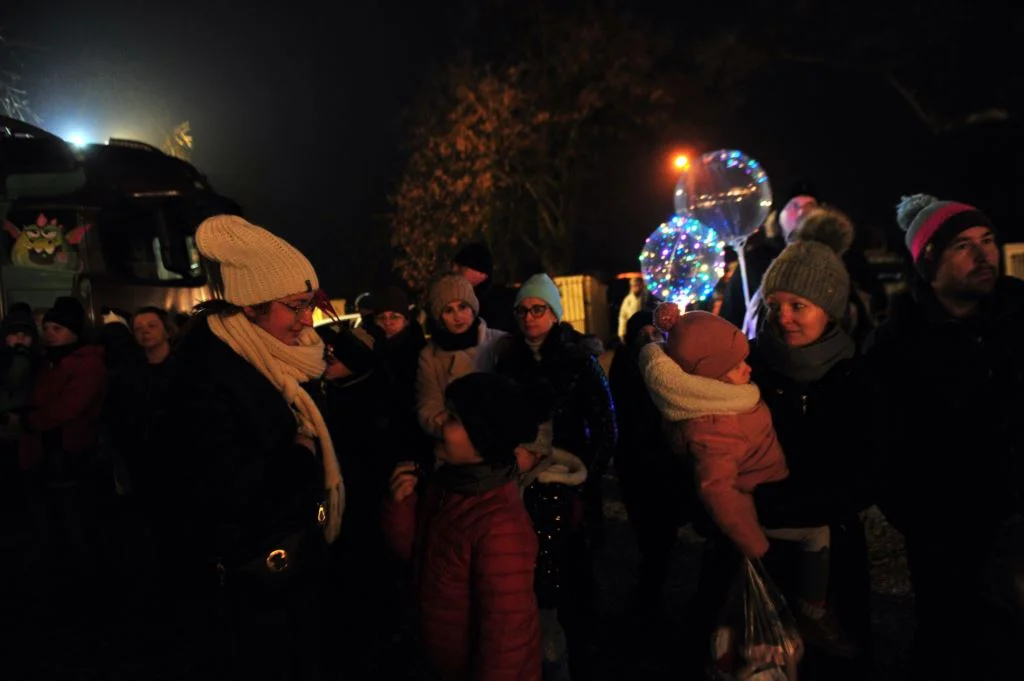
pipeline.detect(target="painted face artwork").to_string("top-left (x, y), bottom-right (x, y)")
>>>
top-left (3, 213), bottom-right (91, 269)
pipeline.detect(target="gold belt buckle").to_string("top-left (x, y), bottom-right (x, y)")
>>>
top-left (265, 549), bottom-right (290, 572)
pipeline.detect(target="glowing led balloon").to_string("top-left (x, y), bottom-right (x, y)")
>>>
top-left (639, 216), bottom-right (726, 307)
top-left (677, 149), bottom-right (773, 244)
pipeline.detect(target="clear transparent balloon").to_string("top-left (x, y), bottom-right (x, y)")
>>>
top-left (677, 149), bottom-right (773, 244)
top-left (640, 216), bottom-right (726, 307)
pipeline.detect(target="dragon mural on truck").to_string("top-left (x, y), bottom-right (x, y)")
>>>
top-left (3, 213), bottom-right (91, 269)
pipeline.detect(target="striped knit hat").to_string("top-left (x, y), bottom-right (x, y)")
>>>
top-left (896, 194), bottom-right (994, 275)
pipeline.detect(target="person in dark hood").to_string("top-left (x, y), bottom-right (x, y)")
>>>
top-left (0, 302), bottom-right (42, 415)
top-left (322, 285), bottom-right (431, 679)
top-left (608, 309), bottom-right (689, 609)
top-left (452, 242), bottom-right (518, 333)
top-left (867, 194), bottom-right (1024, 681)
top-left (0, 302), bottom-right (42, 510)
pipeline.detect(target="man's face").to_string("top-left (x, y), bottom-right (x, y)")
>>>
top-left (931, 226), bottom-right (999, 300)
top-left (629, 278), bottom-right (643, 295)
top-left (451, 263), bottom-right (488, 287)
top-left (780, 195), bottom-right (818, 242)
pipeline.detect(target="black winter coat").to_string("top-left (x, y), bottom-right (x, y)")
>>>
top-left (156, 319), bottom-right (326, 582)
top-left (749, 346), bottom-right (883, 528)
top-left (104, 355), bottom-right (175, 496)
top-left (494, 325), bottom-right (617, 488)
top-left (746, 338), bottom-right (880, 676)
top-left (866, 276), bottom-right (1024, 541)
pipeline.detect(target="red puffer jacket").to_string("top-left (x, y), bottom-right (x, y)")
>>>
top-left (383, 464), bottom-right (541, 681)
top-left (19, 344), bottom-right (107, 477)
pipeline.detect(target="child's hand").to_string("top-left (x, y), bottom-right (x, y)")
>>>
top-left (389, 462), bottom-right (419, 503)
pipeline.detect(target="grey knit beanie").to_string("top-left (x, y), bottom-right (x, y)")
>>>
top-left (760, 207), bottom-right (853, 320)
top-left (429, 274), bottom-right (480, 320)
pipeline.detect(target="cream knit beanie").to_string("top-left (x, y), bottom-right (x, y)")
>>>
top-left (196, 215), bottom-right (319, 306)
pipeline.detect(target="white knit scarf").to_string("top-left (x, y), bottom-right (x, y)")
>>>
top-left (209, 313), bottom-right (344, 544)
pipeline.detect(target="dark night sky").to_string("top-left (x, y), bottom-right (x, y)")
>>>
top-left (5, 0), bottom-right (1020, 297)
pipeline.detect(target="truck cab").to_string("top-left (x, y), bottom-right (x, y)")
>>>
top-left (0, 116), bottom-right (241, 323)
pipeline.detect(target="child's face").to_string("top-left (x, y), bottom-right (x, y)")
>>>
top-left (720, 360), bottom-right (752, 385)
top-left (440, 415), bottom-right (484, 465)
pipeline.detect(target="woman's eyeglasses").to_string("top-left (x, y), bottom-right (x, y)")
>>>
top-left (514, 304), bottom-right (550, 319)
top-left (375, 312), bottom-right (405, 324)
top-left (276, 299), bottom-right (316, 317)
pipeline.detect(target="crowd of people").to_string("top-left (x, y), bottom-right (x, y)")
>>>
top-left (1, 192), bottom-right (1021, 681)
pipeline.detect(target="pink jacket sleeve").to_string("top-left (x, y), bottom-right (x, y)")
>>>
top-left (686, 417), bottom-right (770, 558)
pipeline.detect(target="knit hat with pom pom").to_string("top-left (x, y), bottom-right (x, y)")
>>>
top-left (760, 206), bottom-right (853, 320)
top-left (196, 215), bottom-right (318, 306)
top-left (896, 194), bottom-right (993, 275)
top-left (654, 303), bottom-right (749, 379)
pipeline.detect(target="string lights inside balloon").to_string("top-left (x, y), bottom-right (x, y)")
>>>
top-left (639, 215), bottom-right (726, 307)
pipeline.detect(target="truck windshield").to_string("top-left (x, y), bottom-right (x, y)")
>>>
top-left (99, 196), bottom-right (204, 284)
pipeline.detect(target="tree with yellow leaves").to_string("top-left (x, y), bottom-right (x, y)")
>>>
top-left (390, 8), bottom-right (669, 290)
top-left (162, 121), bottom-right (193, 161)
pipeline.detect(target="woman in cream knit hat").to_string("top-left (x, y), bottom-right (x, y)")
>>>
top-left (416, 273), bottom-right (508, 438)
top-left (156, 215), bottom-right (342, 680)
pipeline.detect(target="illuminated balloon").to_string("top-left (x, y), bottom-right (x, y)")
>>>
top-left (677, 149), bottom-right (773, 244)
top-left (639, 216), bottom-right (726, 307)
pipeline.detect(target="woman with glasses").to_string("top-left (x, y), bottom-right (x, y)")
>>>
top-left (155, 215), bottom-right (343, 680)
top-left (416, 274), bottom-right (507, 439)
top-left (494, 273), bottom-right (617, 681)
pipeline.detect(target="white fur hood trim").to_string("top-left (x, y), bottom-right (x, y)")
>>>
top-left (639, 343), bottom-right (760, 421)
top-left (536, 448), bottom-right (588, 487)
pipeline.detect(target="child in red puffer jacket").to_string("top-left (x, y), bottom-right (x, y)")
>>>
top-left (383, 372), bottom-right (542, 681)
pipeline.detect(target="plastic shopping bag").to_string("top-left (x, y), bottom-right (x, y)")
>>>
top-left (709, 557), bottom-right (803, 681)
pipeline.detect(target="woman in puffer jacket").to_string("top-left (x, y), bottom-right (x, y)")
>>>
top-left (494, 273), bottom-right (617, 681)
top-left (416, 274), bottom-right (507, 439)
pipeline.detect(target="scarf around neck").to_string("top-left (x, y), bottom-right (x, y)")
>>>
top-left (431, 316), bottom-right (482, 352)
top-left (756, 323), bottom-right (855, 384)
top-left (435, 460), bottom-right (518, 496)
top-left (208, 313), bottom-right (345, 544)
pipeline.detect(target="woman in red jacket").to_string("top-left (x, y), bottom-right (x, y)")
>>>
top-left (384, 372), bottom-right (542, 681)
top-left (18, 296), bottom-right (107, 582)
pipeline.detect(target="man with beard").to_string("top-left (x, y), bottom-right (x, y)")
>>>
top-left (867, 194), bottom-right (1024, 681)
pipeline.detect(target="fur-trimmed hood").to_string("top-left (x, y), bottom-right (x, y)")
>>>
top-left (520, 446), bottom-right (588, 489)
